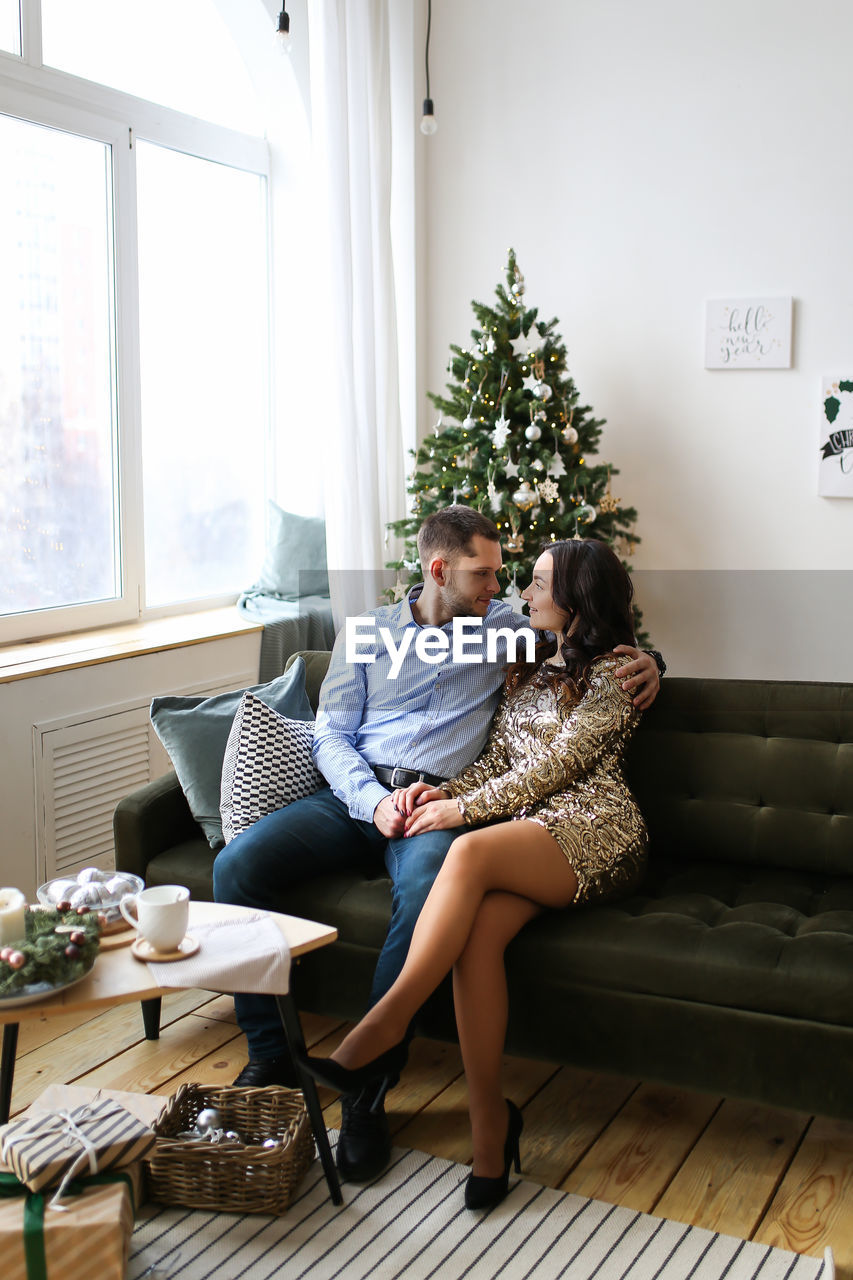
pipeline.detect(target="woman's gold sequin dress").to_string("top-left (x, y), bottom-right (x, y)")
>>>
top-left (444, 655), bottom-right (647, 906)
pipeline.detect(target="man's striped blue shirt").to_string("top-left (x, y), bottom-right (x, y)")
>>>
top-left (313, 588), bottom-right (533, 822)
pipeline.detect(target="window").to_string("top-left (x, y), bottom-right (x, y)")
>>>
top-left (0, 1), bottom-right (271, 640)
top-left (0, 1), bottom-right (20, 57)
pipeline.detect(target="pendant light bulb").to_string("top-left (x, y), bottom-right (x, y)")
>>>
top-left (420, 98), bottom-right (438, 136)
top-left (275, 8), bottom-right (292, 54)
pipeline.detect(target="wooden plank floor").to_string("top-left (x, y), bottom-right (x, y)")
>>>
top-left (9, 991), bottom-right (850, 1275)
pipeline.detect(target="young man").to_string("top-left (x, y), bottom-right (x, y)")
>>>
top-left (213, 507), bottom-right (660, 1181)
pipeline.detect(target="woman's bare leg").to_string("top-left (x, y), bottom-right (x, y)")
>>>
top-left (332, 821), bottom-right (577, 1068)
top-left (453, 891), bottom-right (542, 1176)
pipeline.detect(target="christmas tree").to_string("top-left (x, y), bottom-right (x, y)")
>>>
top-left (387, 249), bottom-right (646, 638)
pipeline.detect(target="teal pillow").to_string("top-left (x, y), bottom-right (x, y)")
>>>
top-left (150, 658), bottom-right (313, 848)
top-left (256, 502), bottom-right (329, 599)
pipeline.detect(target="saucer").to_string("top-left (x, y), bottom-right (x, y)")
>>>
top-left (131, 935), bottom-right (200, 963)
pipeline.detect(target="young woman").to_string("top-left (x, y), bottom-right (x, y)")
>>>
top-left (299, 539), bottom-right (648, 1208)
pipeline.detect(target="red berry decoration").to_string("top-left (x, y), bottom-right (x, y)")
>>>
top-left (75, 905), bottom-right (89, 915)
top-left (0, 948), bottom-right (12, 962)
top-left (8, 952), bottom-right (25, 970)
top-left (57, 901), bottom-right (72, 912)
top-left (70, 930), bottom-right (85, 946)
top-left (64, 943), bottom-right (81, 960)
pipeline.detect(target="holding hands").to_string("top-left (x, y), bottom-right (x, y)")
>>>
top-left (391, 782), bottom-right (464, 836)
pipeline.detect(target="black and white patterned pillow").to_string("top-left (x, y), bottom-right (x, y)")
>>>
top-left (220, 691), bottom-right (325, 843)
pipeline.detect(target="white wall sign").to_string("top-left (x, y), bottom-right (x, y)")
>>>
top-left (819, 375), bottom-right (853, 497)
top-left (704, 297), bottom-right (793, 369)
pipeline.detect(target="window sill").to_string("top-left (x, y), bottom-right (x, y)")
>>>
top-left (0, 608), bottom-right (263, 685)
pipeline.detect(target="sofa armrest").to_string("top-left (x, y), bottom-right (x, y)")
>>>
top-left (113, 771), bottom-right (203, 879)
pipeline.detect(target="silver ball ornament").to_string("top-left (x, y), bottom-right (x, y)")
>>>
top-left (196, 1108), bottom-right (222, 1133)
top-left (462, 415), bottom-right (477, 431)
top-left (524, 424), bottom-right (542, 442)
top-left (532, 381), bottom-right (552, 402)
top-left (562, 425), bottom-right (579, 445)
top-left (512, 481), bottom-right (539, 511)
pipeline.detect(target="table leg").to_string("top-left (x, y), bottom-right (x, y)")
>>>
top-left (275, 994), bottom-right (342, 1205)
top-left (141, 997), bottom-right (162, 1040)
top-left (0, 1023), bottom-right (19, 1125)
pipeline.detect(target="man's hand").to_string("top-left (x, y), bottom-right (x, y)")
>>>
top-left (404, 798), bottom-right (465, 837)
top-left (373, 795), bottom-right (406, 838)
top-left (613, 645), bottom-right (660, 712)
top-left (392, 783), bottom-right (450, 817)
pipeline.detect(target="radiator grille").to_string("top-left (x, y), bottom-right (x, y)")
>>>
top-left (37, 710), bottom-right (152, 881)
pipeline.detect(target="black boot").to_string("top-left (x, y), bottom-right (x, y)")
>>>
top-left (336, 1089), bottom-right (392, 1182)
top-left (233, 1054), bottom-right (298, 1088)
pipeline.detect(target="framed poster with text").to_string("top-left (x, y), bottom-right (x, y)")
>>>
top-left (819, 375), bottom-right (853, 497)
top-left (705, 297), bottom-right (793, 369)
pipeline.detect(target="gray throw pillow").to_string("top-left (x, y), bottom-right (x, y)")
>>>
top-left (256, 501), bottom-right (329, 599)
top-left (150, 658), bottom-right (313, 848)
top-left (220, 691), bottom-right (325, 844)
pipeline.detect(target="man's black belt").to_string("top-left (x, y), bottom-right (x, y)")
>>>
top-left (373, 765), bottom-right (447, 790)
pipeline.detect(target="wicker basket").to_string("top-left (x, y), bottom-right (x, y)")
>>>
top-left (145, 1083), bottom-right (315, 1214)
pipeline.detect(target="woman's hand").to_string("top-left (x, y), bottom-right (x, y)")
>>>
top-left (392, 783), bottom-right (450, 817)
top-left (404, 797), bottom-right (465, 836)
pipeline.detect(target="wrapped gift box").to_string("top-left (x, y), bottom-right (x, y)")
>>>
top-left (0, 1163), bottom-right (142, 1280)
top-left (0, 1098), bottom-right (156, 1195)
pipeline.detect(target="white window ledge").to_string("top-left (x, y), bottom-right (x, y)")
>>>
top-left (0, 608), bottom-right (263, 684)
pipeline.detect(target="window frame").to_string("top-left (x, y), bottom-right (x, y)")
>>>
top-left (0, 8), bottom-right (272, 643)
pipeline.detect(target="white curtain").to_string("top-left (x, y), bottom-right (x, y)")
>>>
top-left (308, 0), bottom-right (413, 629)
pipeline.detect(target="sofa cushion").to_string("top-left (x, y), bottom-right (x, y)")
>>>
top-left (220, 691), bottom-right (324, 843)
top-left (507, 857), bottom-right (853, 1028)
top-left (255, 502), bottom-right (329, 600)
top-left (626, 678), bottom-right (853, 877)
top-left (150, 659), bottom-right (313, 849)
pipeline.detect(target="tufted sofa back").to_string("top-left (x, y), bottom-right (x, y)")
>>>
top-left (287, 652), bottom-right (853, 880)
top-left (625, 678), bottom-right (853, 876)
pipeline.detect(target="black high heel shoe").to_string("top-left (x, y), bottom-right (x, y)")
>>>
top-left (464, 1099), bottom-right (523, 1210)
top-left (294, 1041), bottom-right (408, 1114)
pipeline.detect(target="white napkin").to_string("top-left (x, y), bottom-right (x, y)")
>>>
top-left (146, 913), bottom-right (291, 995)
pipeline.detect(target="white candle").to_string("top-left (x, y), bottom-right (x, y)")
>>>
top-left (0, 888), bottom-right (27, 944)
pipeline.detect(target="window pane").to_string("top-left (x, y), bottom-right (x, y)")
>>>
top-left (0, 115), bottom-right (118, 620)
top-left (0, 0), bottom-right (20, 56)
top-left (136, 141), bottom-right (267, 608)
top-left (42, 0), bottom-right (264, 136)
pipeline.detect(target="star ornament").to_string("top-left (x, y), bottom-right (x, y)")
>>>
top-left (521, 370), bottom-right (540, 394)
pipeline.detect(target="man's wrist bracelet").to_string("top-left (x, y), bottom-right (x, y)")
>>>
top-left (645, 649), bottom-right (667, 677)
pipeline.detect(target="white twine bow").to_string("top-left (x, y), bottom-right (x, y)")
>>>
top-left (5, 1106), bottom-right (102, 1209)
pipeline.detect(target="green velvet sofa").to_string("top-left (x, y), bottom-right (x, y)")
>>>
top-left (114, 652), bottom-right (853, 1120)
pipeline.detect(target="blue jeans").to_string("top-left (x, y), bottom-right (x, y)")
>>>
top-left (212, 787), bottom-right (460, 1059)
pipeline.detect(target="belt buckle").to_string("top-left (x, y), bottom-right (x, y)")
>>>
top-left (390, 767), bottom-right (412, 789)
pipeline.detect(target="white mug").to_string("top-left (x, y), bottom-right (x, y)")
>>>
top-left (120, 885), bottom-right (189, 952)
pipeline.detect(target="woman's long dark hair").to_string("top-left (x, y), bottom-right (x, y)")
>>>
top-left (507, 539), bottom-right (636, 699)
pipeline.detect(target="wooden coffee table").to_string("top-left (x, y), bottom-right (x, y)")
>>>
top-left (0, 902), bottom-right (342, 1203)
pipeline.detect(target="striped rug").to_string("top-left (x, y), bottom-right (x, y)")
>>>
top-left (130, 1136), bottom-right (834, 1280)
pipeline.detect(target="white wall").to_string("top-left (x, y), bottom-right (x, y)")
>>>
top-left (419, 0), bottom-right (853, 679)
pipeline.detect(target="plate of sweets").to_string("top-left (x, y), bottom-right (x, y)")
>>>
top-left (37, 867), bottom-right (144, 935)
top-left (0, 901), bottom-right (101, 1007)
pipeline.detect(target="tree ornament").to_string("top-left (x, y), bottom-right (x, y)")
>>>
top-left (521, 369), bottom-right (540, 394)
top-left (538, 478), bottom-right (560, 504)
top-left (486, 475), bottom-right (501, 513)
top-left (491, 413), bottom-right (511, 449)
top-left (533, 380), bottom-right (552, 401)
top-left (462, 412), bottom-right (477, 431)
top-left (598, 467), bottom-right (621, 514)
top-left (503, 571), bottom-right (526, 613)
top-left (548, 443), bottom-right (566, 478)
top-left (510, 263), bottom-right (525, 300)
top-left (562, 424), bottom-right (579, 445)
top-left (531, 457), bottom-right (545, 471)
top-left (512, 480), bottom-right (539, 510)
top-left (459, 476), bottom-right (473, 497)
top-left (503, 454), bottom-right (520, 479)
top-left (576, 502), bottom-right (597, 524)
top-left (504, 514), bottom-right (525, 552)
top-left (525, 423), bottom-right (542, 442)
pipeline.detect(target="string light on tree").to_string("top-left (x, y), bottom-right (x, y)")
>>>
top-left (383, 248), bottom-right (646, 640)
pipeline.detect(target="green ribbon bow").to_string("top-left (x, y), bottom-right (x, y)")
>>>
top-left (0, 1169), bottom-right (135, 1280)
